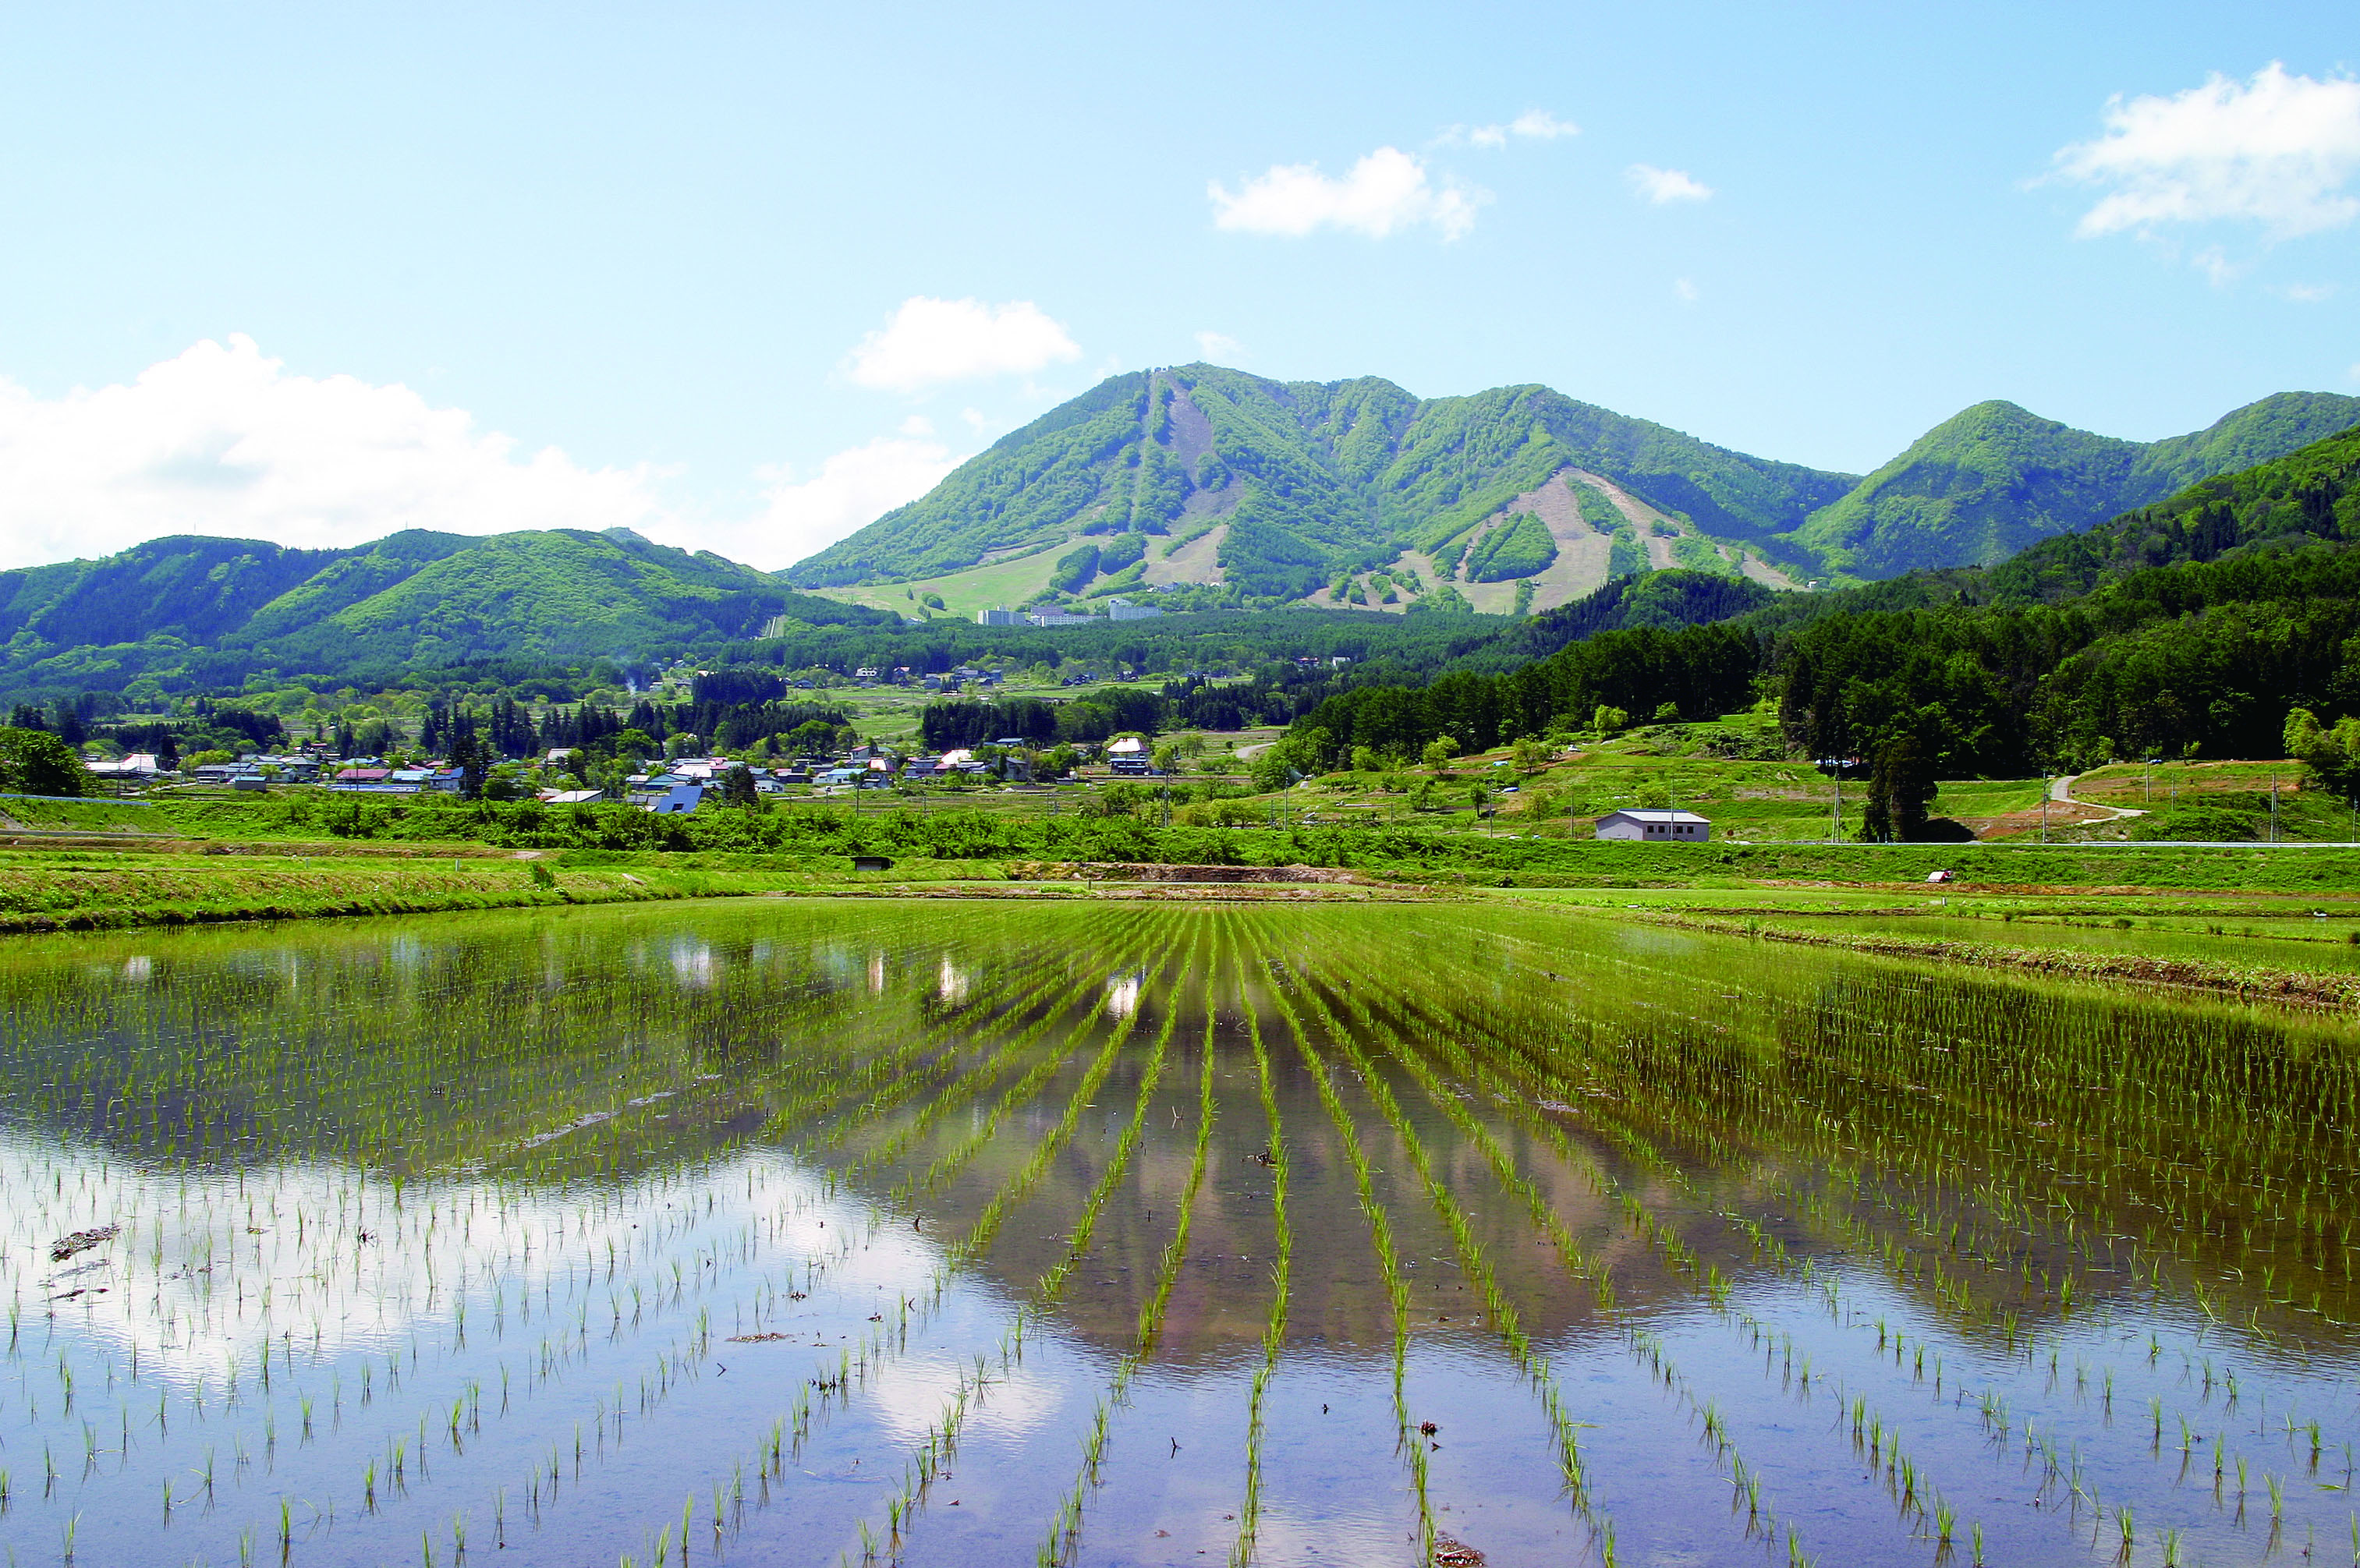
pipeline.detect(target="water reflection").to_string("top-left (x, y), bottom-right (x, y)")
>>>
top-left (0, 900), bottom-right (2353, 1566)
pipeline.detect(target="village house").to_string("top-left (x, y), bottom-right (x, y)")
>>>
top-left (1593, 808), bottom-right (1712, 842)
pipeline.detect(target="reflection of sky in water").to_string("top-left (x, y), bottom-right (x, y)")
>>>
top-left (668, 936), bottom-right (715, 987)
top-left (0, 1126), bottom-right (884, 1389)
top-left (1, 1121), bottom-right (996, 1568)
top-left (0, 898), bottom-right (2354, 1566)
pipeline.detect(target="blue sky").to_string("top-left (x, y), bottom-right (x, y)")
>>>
top-left (0, 2), bottom-right (2351, 569)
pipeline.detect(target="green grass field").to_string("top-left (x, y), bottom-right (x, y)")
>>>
top-left (811, 539), bottom-right (1072, 621)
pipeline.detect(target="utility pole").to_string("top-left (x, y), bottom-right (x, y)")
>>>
top-left (1830, 768), bottom-right (1841, 844)
top-left (2040, 771), bottom-right (2049, 844)
top-left (2270, 771), bottom-right (2278, 844)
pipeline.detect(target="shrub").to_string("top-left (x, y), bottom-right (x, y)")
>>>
top-left (1463, 512), bottom-right (1558, 582)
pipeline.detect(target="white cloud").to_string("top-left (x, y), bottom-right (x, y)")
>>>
top-left (0, 333), bottom-right (974, 576)
top-left (0, 334), bottom-right (672, 571)
top-left (1451, 109), bottom-right (1580, 149)
top-left (2053, 62), bottom-right (2360, 239)
top-left (844, 297), bottom-right (1082, 394)
top-left (1209, 147), bottom-right (1483, 240)
top-left (1674, 278), bottom-right (1699, 303)
top-left (1509, 108), bottom-right (1579, 140)
top-left (1194, 331), bottom-right (1245, 363)
top-left (1628, 164), bottom-right (1713, 204)
top-left (2192, 246), bottom-right (2245, 286)
top-left (749, 436), bottom-right (961, 569)
top-left (2282, 281), bottom-right (2336, 302)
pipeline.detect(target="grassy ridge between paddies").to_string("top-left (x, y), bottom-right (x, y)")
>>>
top-left (9, 780), bottom-right (2360, 935)
top-left (3, 829), bottom-right (2360, 936)
top-left (1568, 901), bottom-right (2360, 1011)
top-left (34, 788), bottom-right (2360, 887)
top-left (0, 847), bottom-right (1028, 933)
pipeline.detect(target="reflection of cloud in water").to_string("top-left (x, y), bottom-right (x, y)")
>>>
top-left (866, 1349), bottom-right (1068, 1447)
top-left (0, 1127), bottom-right (866, 1391)
top-left (938, 956), bottom-right (969, 1005)
top-left (870, 950), bottom-right (887, 994)
top-left (122, 955), bottom-right (152, 982)
top-left (1105, 970), bottom-right (1142, 1018)
top-left (1250, 1510), bottom-right (1405, 1567)
top-left (669, 938), bottom-right (716, 988)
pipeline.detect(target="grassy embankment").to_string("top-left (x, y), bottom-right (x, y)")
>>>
top-left (3, 797), bottom-right (2358, 937)
top-left (1280, 709), bottom-right (2354, 843)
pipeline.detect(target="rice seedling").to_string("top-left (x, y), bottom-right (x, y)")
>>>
top-left (5, 899), bottom-right (2360, 1566)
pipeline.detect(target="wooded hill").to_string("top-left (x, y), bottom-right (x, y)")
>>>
top-left (788, 363), bottom-right (1848, 608)
top-left (0, 527), bottom-right (891, 701)
top-left (9, 375), bottom-right (2355, 714)
top-left (788, 363), bottom-right (2360, 610)
top-left (1282, 421), bottom-right (2360, 800)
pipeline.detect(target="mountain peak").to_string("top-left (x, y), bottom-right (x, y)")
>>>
top-left (1788, 393), bottom-right (2360, 577)
top-left (787, 364), bottom-right (1850, 608)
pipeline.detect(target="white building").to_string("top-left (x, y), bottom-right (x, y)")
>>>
top-left (976, 607), bottom-right (1021, 625)
top-left (1106, 597), bottom-right (1165, 622)
top-left (84, 752), bottom-right (166, 780)
top-left (1594, 808), bottom-right (1711, 842)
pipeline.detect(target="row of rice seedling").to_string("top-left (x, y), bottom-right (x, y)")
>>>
top-left (1511, 943), bottom-right (2237, 1550)
top-left (1270, 915), bottom-right (1932, 1561)
top-left (888, 910), bottom-right (1191, 1209)
top-left (1293, 953), bottom-right (1829, 1563)
top-left (1517, 939), bottom-right (2358, 1533)
top-left (1272, 975), bottom-right (1431, 1556)
top-left (761, 936), bottom-right (1084, 1154)
top-left (13, 897), bottom-right (2360, 1566)
top-left (1349, 901), bottom-right (2360, 1556)
top-left (6, 1132), bottom-right (896, 1565)
top-left (828, 910), bottom-right (1192, 1185)
top-left (623, 913), bottom-right (1202, 1565)
top-left (0, 904), bottom-right (1087, 1566)
top-left (1290, 917), bottom-right (2122, 1558)
top-left (1029, 928), bottom-right (1217, 1567)
top-left (1261, 936), bottom-right (1676, 1564)
top-left (1224, 921), bottom-right (1291, 1568)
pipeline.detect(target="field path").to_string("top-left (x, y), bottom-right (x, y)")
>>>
top-left (2052, 772), bottom-right (2146, 819)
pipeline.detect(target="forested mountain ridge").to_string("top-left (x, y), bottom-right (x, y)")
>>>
top-left (787, 363), bottom-right (1855, 604)
top-left (788, 365), bottom-right (2360, 607)
top-left (1788, 391), bottom-right (2360, 578)
top-left (0, 527), bottom-right (891, 700)
top-left (1280, 420), bottom-right (2360, 795)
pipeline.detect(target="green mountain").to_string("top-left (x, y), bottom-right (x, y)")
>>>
top-left (788, 364), bottom-right (1856, 605)
top-left (1788, 392), bottom-right (2360, 578)
top-left (1287, 419), bottom-right (2360, 790)
top-left (0, 527), bottom-right (889, 696)
top-left (792, 366), bottom-right (2360, 604)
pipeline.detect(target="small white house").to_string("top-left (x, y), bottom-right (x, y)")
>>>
top-left (1594, 808), bottom-right (1711, 842)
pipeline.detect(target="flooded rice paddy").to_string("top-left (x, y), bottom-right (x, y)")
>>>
top-left (3, 900), bottom-right (2359, 1567)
